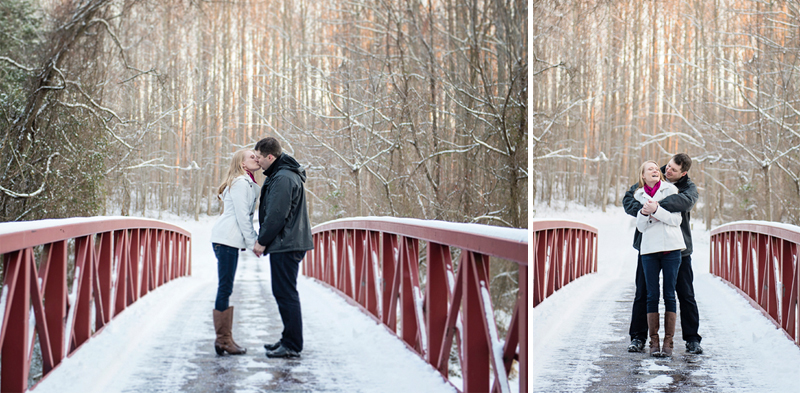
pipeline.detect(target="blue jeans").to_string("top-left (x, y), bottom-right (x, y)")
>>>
top-left (630, 254), bottom-right (702, 342)
top-left (213, 243), bottom-right (240, 312)
top-left (641, 250), bottom-right (682, 313)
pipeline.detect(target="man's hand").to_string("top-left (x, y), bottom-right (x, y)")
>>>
top-left (642, 200), bottom-right (658, 215)
top-left (253, 243), bottom-right (266, 257)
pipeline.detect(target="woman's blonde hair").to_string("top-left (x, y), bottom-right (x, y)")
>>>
top-left (217, 149), bottom-right (251, 196)
top-left (638, 160), bottom-right (664, 188)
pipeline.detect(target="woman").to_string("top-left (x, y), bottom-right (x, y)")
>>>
top-left (634, 160), bottom-right (686, 357)
top-left (209, 149), bottom-right (261, 355)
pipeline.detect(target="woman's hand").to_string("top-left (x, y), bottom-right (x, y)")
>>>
top-left (253, 243), bottom-right (265, 257)
top-left (642, 200), bottom-right (658, 215)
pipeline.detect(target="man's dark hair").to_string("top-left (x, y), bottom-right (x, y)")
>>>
top-left (672, 153), bottom-right (692, 173)
top-left (255, 137), bottom-right (282, 158)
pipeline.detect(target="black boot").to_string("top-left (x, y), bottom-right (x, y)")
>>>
top-left (627, 338), bottom-right (645, 353)
top-left (266, 344), bottom-right (300, 358)
top-left (264, 341), bottom-right (281, 351)
top-left (686, 341), bottom-right (703, 354)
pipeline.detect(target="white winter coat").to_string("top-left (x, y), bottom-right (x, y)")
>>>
top-left (210, 175), bottom-right (260, 250)
top-left (634, 181), bottom-right (686, 255)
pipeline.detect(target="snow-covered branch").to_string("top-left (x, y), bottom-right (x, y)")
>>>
top-left (125, 160), bottom-right (201, 171)
top-left (534, 149), bottom-right (609, 162)
top-left (0, 153), bottom-right (60, 199)
top-left (0, 56), bottom-right (34, 72)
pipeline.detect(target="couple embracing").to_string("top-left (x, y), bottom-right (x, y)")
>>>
top-left (623, 153), bottom-right (703, 357)
top-left (209, 137), bottom-right (313, 359)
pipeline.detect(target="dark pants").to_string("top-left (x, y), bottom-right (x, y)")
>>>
top-left (213, 243), bottom-right (240, 312)
top-left (630, 254), bottom-right (702, 343)
top-left (270, 251), bottom-right (305, 353)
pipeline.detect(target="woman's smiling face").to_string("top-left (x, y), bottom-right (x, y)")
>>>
top-left (642, 162), bottom-right (661, 185)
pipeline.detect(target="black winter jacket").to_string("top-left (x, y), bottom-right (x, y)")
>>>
top-left (257, 153), bottom-right (314, 254)
top-left (622, 166), bottom-right (699, 257)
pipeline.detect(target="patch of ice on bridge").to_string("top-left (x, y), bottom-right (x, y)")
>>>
top-left (642, 374), bottom-right (673, 392)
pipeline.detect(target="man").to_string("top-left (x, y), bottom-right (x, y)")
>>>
top-left (253, 137), bottom-right (314, 358)
top-left (622, 153), bottom-right (703, 355)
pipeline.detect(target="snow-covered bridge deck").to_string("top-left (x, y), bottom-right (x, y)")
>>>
top-left (30, 217), bottom-right (458, 393)
top-left (533, 206), bottom-right (800, 393)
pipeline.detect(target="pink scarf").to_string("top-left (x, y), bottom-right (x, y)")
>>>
top-left (245, 170), bottom-right (256, 183)
top-left (643, 181), bottom-right (660, 198)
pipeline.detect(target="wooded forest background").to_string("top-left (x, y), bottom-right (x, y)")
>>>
top-left (534, 1), bottom-right (800, 228)
top-left (0, 0), bottom-right (526, 228)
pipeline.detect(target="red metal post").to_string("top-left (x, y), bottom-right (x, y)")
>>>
top-left (518, 263), bottom-right (528, 393)
top-left (342, 229), bottom-right (354, 298)
top-left (96, 232), bottom-right (113, 329)
top-left (533, 230), bottom-right (546, 307)
top-left (1, 250), bottom-right (30, 393)
top-left (44, 241), bottom-right (67, 367)
top-left (780, 240), bottom-right (797, 340)
top-left (426, 242), bottom-right (450, 367)
top-left (115, 230), bottom-right (130, 316)
top-left (383, 234), bottom-right (399, 329)
top-left (364, 231), bottom-right (380, 318)
top-left (127, 229), bottom-right (141, 306)
top-left (462, 251), bottom-right (490, 392)
top-left (354, 230), bottom-right (366, 308)
top-left (323, 232), bottom-right (333, 285)
top-left (400, 237), bottom-right (421, 353)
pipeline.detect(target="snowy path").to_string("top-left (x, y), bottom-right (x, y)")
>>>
top-left (533, 204), bottom-right (800, 392)
top-left (32, 215), bottom-right (455, 393)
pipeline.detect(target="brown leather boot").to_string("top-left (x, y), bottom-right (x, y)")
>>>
top-left (647, 312), bottom-right (661, 357)
top-left (662, 311), bottom-right (676, 357)
top-left (213, 307), bottom-right (247, 355)
top-left (227, 307), bottom-right (246, 353)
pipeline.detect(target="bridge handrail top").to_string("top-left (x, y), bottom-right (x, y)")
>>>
top-left (711, 220), bottom-right (800, 242)
top-left (312, 216), bottom-right (527, 264)
top-left (0, 216), bottom-right (191, 254)
top-left (532, 219), bottom-right (598, 233)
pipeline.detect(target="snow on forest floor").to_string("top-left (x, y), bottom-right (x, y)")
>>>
top-left (532, 201), bottom-right (800, 392)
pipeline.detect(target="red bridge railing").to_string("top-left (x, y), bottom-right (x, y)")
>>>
top-left (711, 221), bottom-right (800, 346)
top-left (0, 217), bottom-right (191, 393)
top-left (533, 220), bottom-right (598, 308)
top-left (302, 217), bottom-right (527, 393)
